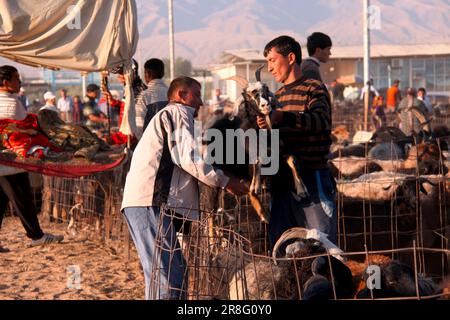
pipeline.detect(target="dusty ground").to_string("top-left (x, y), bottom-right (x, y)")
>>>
top-left (0, 216), bottom-right (144, 300)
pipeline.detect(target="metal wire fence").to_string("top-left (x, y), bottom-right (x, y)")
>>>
top-left (5, 100), bottom-right (448, 300)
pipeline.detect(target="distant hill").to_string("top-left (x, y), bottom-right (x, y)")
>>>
top-left (3, 0), bottom-right (449, 75)
top-left (135, 0), bottom-right (450, 67)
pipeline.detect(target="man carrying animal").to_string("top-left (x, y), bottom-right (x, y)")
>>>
top-left (257, 36), bottom-right (337, 248)
top-left (121, 76), bottom-right (248, 299)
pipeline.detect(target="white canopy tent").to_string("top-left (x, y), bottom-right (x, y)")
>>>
top-left (0, 0), bottom-right (139, 135)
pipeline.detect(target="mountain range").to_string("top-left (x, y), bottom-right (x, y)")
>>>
top-left (2, 0), bottom-right (449, 77)
top-left (135, 0), bottom-right (450, 67)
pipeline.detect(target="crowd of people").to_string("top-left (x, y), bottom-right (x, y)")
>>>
top-left (0, 33), bottom-right (340, 299)
top-left (0, 31), bottom-right (440, 300)
top-left (0, 59), bottom-right (170, 251)
top-left (358, 78), bottom-right (434, 138)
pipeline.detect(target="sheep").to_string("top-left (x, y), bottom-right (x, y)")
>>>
top-left (331, 142), bottom-right (448, 179)
top-left (338, 172), bottom-right (449, 276)
top-left (337, 173), bottom-right (436, 252)
top-left (330, 157), bottom-right (383, 180)
top-left (331, 125), bottom-right (350, 145)
top-left (330, 126), bottom-right (410, 160)
top-left (439, 277), bottom-right (450, 300)
top-left (354, 260), bottom-right (439, 299)
top-left (345, 254), bottom-right (442, 299)
top-left (228, 228), bottom-right (353, 300)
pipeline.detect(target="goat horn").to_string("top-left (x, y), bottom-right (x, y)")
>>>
top-left (255, 64), bottom-right (265, 82)
top-left (225, 76), bottom-right (249, 88)
top-left (272, 227), bottom-right (345, 263)
top-left (419, 177), bottom-right (437, 187)
top-left (272, 227), bottom-right (308, 263)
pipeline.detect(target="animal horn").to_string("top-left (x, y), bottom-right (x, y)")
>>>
top-left (271, 227), bottom-right (309, 263)
top-left (419, 177), bottom-right (437, 187)
top-left (255, 64), bottom-right (265, 82)
top-left (225, 76), bottom-right (249, 88)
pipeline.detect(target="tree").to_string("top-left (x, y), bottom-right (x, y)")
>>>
top-left (162, 57), bottom-right (192, 78)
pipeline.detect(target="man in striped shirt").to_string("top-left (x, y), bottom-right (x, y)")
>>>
top-left (257, 36), bottom-right (337, 248)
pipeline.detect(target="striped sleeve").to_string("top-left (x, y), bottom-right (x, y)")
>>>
top-left (281, 81), bottom-right (331, 132)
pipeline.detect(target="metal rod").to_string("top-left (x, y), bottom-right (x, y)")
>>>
top-left (363, 0), bottom-right (371, 131)
top-left (168, 0), bottom-right (175, 81)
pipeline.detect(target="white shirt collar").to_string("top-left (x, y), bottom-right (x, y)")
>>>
top-left (170, 102), bottom-right (196, 115)
top-left (39, 104), bottom-right (58, 113)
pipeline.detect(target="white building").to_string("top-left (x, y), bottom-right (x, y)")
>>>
top-left (208, 49), bottom-right (280, 102)
top-left (209, 44), bottom-right (450, 102)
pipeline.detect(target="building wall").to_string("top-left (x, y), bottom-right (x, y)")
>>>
top-left (355, 55), bottom-right (450, 93)
top-left (211, 65), bottom-right (237, 101)
top-left (320, 59), bottom-right (358, 85)
top-left (211, 63), bottom-right (283, 103)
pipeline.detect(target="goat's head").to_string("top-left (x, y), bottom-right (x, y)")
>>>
top-left (407, 142), bottom-right (448, 175)
top-left (226, 65), bottom-right (279, 130)
top-left (383, 177), bottom-right (436, 211)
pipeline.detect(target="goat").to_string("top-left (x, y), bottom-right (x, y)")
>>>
top-left (355, 260), bottom-right (439, 299)
top-left (228, 227), bottom-right (353, 300)
top-left (202, 66), bottom-right (305, 223)
top-left (227, 66), bottom-right (308, 199)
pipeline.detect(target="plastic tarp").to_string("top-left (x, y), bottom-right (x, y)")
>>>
top-left (0, 0), bottom-right (137, 72)
top-left (0, 0), bottom-right (138, 135)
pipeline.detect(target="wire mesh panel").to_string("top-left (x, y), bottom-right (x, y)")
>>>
top-left (37, 159), bottom-right (131, 254)
top-left (147, 205), bottom-right (255, 300)
top-left (148, 205), bottom-right (450, 300)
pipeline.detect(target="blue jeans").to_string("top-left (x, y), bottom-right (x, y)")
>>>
top-left (269, 168), bottom-right (337, 250)
top-left (123, 206), bottom-right (187, 300)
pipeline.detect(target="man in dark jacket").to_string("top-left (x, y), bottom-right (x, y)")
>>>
top-left (301, 32), bottom-right (333, 82)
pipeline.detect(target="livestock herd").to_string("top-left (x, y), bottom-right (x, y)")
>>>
top-left (34, 72), bottom-right (450, 300)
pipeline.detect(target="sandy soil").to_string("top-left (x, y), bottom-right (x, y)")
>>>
top-left (0, 216), bottom-right (145, 300)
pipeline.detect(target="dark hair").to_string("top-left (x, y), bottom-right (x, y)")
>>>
top-left (167, 76), bottom-right (200, 101)
top-left (263, 35), bottom-right (302, 65)
top-left (407, 87), bottom-right (417, 96)
top-left (144, 58), bottom-right (165, 79)
top-left (418, 87), bottom-right (426, 95)
top-left (86, 83), bottom-right (100, 93)
top-left (0, 65), bottom-right (18, 85)
top-left (307, 32), bottom-right (332, 56)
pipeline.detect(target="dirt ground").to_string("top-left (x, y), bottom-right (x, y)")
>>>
top-left (0, 216), bottom-right (145, 300)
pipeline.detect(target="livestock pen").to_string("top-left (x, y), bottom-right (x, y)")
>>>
top-left (8, 100), bottom-right (449, 300)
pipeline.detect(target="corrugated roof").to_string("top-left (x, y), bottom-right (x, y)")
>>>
top-left (214, 44), bottom-right (450, 65)
top-left (221, 49), bottom-right (265, 63)
top-left (328, 43), bottom-right (450, 59)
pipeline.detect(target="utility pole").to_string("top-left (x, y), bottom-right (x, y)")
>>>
top-left (81, 72), bottom-right (87, 97)
top-left (363, 0), bottom-right (371, 131)
top-left (168, 0), bottom-right (175, 81)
